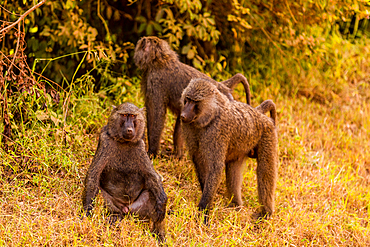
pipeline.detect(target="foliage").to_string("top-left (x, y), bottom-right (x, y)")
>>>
top-left (1, 1), bottom-right (370, 245)
top-left (1, 1), bottom-right (369, 81)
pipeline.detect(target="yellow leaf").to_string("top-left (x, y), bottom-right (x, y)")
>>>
top-left (29, 26), bottom-right (38, 33)
top-left (187, 49), bottom-right (195, 59)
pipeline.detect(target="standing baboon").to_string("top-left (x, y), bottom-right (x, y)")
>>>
top-left (82, 103), bottom-right (167, 242)
top-left (134, 36), bottom-right (251, 158)
top-left (180, 78), bottom-right (278, 220)
top-left (248, 99), bottom-right (277, 158)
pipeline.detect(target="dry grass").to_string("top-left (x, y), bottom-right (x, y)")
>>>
top-left (1, 42), bottom-right (370, 246)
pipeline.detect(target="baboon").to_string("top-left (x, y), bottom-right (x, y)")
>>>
top-left (248, 99), bottom-right (277, 158)
top-left (134, 36), bottom-right (251, 158)
top-left (180, 78), bottom-right (278, 221)
top-left (82, 103), bottom-right (167, 242)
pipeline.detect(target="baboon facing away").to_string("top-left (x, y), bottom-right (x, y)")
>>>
top-left (180, 78), bottom-right (278, 221)
top-left (134, 36), bottom-right (251, 158)
top-left (82, 103), bottom-right (167, 242)
top-left (248, 99), bottom-right (277, 158)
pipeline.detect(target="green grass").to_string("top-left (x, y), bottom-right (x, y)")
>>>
top-left (1, 39), bottom-right (370, 246)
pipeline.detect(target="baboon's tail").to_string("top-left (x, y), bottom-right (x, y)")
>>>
top-left (222, 73), bottom-right (251, 105)
top-left (256, 99), bottom-right (277, 125)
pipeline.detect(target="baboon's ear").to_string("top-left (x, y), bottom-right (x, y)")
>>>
top-left (111, 105), bottom-right (117, 112)
top-left (140, 107), bottom-right (146, 115)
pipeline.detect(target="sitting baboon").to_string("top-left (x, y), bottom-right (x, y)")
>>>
top-left (180, 78), bottom-right (278, 221)
top-left (82, 102), bottom-right (167, 242)
top-left (134, 36), bottom-right (251, 158)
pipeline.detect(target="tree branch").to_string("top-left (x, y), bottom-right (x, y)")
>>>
top-left (6, 21), bottom-right (21, 76)
top-left (0, 0), bottom-right (47, 35)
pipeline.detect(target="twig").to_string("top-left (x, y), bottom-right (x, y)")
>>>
top-left (0, 50), bottom-right (28, 77)
top-left (62, 91), bottom-right (71, 146)
top-left (0, 5), bottom-right (21, 16)
top-left (0, 0), bottom-right (47, 35)
top-left (6, 21), bottom-right (21, 76)
top-left (97, 0), bottom-right (112, 45)
top-left (0, 50), bottom-right (47, 89)
top-left (32, 71), bottom-right (66, 92)
top-left (285, 0), bottom-right (297, 23)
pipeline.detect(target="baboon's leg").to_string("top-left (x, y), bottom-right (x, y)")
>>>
top-left (256, 128), bottom-right (278, 217)
top-left (197, 159), bottom-right (225, 212)
top-left (100, 188), bottom-right (124, 214)
top-left (133, 190), bottom-right (166, 243)
top-left (146, 98), bottom-right (166, 157)
top-left (129, 190), bottom-right (166, 243)
top-left (192, 152), bottom-right (207, 192)
top-left (151, 220), bottom-right (166, 243)
top-left (173, 116), bottom-right (184, 158)
top-left (129, 190), bottom-right (155, 217)
top-left (225, 157), bottom-right (245, 207)
top-left (100, 188), bottom-right (125, 223)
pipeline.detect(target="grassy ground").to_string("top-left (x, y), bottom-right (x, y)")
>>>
top-left (1, 43), bottom-right (370, 246)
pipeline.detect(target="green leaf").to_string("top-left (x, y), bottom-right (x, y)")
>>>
top-left (138, 23), bottom-right (146, 33)
top-left (181, 43), bottom-right (191, 54)
top-left (207, 17), bottom-right (215, 26)
top-left (192, 57), bottom-right (203, 70)
top-left (146, 23), bottom-right (153, 35)
top-left (216, 63), bottom-right (222, 72)
top-left (153, 22), bottom-right (162, 32)
top-left (135, 15), bottom-right (147, 23)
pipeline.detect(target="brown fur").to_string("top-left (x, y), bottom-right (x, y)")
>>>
top-left (248, 99), bottom-right (277, 158)
top-left (256, 99), bottom-right (277, 125)
top-left (180, 78), bottom-right (278, 220)
top-left (82, 102), bottom-right (167, 242)
top-left (134, 36), bottom-right (251, 158)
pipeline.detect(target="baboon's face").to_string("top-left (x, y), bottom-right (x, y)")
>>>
top-left (137, 37), bottom-right (160, 55)
top-left (117, 112), bottom-right (138, 141)
top-left (181, 97), bottom-right (200, 123)
top-left (139, 36), bottom-right (161, 53)
top-left (108, 103), bottom-right (145, 143)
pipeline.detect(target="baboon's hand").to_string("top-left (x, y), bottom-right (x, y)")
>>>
top-left (84, 204), bottom-right (93, 218)
top-left (154, 191), bottom-right (168, 222)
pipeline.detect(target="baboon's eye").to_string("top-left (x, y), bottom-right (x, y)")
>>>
top-left (122, 114), bottom-right (127, 117)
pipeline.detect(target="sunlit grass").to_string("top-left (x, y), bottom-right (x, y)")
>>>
top-left (1, 39), bottom-right (370, 246)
